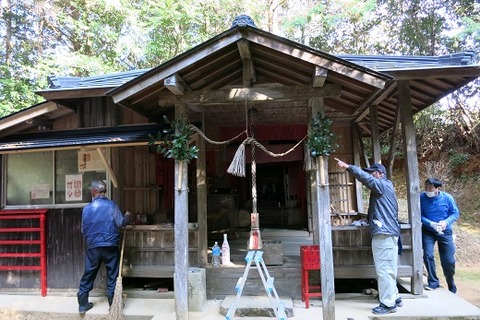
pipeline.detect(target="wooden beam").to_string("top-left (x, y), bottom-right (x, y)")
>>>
top-left (110, 32), bottom-right (244, 104)
top-left (164, 73), bottom-right (190, 96)
top-left (0, 102), bottom-right (58, 131)
top-left (387, 106), bottom-right (401, 179)
top-left (243, 30), bottom-right (389, 89)
top-left (36, 87), bottom-right (113, 100)
top-left (369, 105), bottom-right (381, 163)
top-left (352, 124), bottom-right (364, 212)
top-left (158, 84), bottom-right (342, 107)
top-left (358, 122), bottom-right (371, 136)
top-left (95, 148), bottom-right (118, 188)
top-left (355, 82), bottom-right (398, 121)
top-left (398, 80), bottom-right (423, 295)
top-left (313, 66), bottom-right (328, 87)
top-left (356, 125), bottom-right (370, 167)
top-left (237, 40), bottom-right (256, 87)
top-left (195, 129), bottom-right (208, 267)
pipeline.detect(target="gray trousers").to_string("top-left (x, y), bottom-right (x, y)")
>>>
top-left (372, 234), bottom-right (399, 307)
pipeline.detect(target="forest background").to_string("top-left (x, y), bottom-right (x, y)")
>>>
top-left (1, 0), bottom-right (479, 306)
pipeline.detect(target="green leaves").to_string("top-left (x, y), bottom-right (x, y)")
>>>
top-left (307, 112), bottom-right (338, 158)
top-left (148, 115), bottom-right (199, 162)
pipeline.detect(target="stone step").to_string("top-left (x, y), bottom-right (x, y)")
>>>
top-left (220, 295), bottom-right (294, 318)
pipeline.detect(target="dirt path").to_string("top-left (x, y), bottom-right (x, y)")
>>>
top-left (442, 226), bottom-right (480, 308)
top-left (454, 265), bottom-right (480, 308)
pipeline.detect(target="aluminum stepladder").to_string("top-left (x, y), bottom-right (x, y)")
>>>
top-left (225, 251), bottom-right (286, 320)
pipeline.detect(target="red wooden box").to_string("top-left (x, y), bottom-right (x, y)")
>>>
top-left (300, 245), bottom-right (320, 270)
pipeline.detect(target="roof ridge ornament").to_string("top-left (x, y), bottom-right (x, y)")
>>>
top-left (231, 15), bottom-right (256, 28)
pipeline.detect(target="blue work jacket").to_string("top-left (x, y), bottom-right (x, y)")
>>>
top-left (81, 195), bottom-right (129, 249)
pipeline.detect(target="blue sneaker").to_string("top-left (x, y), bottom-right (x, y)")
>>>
top-left (372, 303), bottom-right (397, 315)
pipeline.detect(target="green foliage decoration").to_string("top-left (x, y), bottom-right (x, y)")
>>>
top-left (148, 115), bottom-right (199, 162)
top-left (307, 112), bottom-right (338, 158)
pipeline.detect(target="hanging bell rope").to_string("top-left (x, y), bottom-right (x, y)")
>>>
top-left (227, 135), bottom-right (307, 177)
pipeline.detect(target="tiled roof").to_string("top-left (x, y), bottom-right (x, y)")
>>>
top-left (339, 51), bottom-right (476, 71)
top-left (45, 51), bottom-right (477, 90)
top-left (47, 68), bottom-right (151, 89)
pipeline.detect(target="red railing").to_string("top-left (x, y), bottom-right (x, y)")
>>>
top-left (0, 209), bottom-right (48, 296)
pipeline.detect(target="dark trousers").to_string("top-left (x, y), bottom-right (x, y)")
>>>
top-left (422, 228), bottom-right (457, 293)
top-left (78, 246), bottom-right (120, 297)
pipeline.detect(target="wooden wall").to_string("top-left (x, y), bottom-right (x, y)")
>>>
top-left (120, 146), bottom-right (159, 216)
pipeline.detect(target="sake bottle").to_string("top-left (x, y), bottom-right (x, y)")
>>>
top-left (221, 233), bottom-right (231, 265)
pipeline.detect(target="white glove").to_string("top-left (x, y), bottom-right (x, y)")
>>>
top-left (430, 221), bottom-right (443, 235)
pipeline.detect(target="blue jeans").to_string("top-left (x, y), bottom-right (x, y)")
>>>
top-left (78, 246), bottom-right (120, 297)
top-left (422, 228), bottom-right (456, 293)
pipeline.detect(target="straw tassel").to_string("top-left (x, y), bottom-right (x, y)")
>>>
top-left (227, 143), bottom-right (246, 177)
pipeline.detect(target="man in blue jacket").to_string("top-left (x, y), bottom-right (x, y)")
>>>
top-left (77, 180), bottom-right (131, 313)
top-left (336, 159), bottom-right (402, 315)
top-left (421, 178), bottom-right (460, 293)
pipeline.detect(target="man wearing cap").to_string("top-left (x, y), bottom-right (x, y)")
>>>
top-left (421, 177), bottom-right (460, 293)
top-left (77, 180), bottom-right (131, 313)
top-left (336, 159), bottom-right (401, 315)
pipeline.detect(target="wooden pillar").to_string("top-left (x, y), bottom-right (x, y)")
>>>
top-left (398, 80), bottom-right (423, 295)
top-left (316, 156), bottom-right (335, 320)
top-left (196, 131), bottom-right (208, 267)
top-left (308, 98), bottom-right (319, 244)
top-left (352, 123), bottom-right (364, 213)
top-left (369, 104), bottom-right (381, 163)
top-left (174, 106), bottom-right (189, 320)
top-left (309, 97), bottom-right (335, 319)
top-left (310, 172), bottom-right (319, 244)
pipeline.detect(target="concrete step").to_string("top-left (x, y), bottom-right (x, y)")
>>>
top-left (220, 295), bottom-right (294, 318)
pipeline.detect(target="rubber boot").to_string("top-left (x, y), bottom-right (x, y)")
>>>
top-left (77, 292), bottom-right (93, 314)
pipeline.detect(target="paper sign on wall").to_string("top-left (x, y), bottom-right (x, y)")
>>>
top-left (66, 174), bottom-right (83, 201)
top-left (78, 150), bottom-right (105, 172)
top-left (31, 184), bottom-right (50, 199)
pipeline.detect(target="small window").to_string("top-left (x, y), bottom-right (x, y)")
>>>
top-left (6, 152), bottom-right (54, 206)
top-left (4, 150), bottom-right (107, 208)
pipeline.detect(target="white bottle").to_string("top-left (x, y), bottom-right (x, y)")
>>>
top-left (221, 233), bottom-right (231, 265)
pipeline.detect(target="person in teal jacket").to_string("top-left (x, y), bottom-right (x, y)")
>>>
top-left (421, 178), bottom-right (460, 293)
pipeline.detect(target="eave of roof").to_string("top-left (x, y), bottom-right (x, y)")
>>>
top-left (339, 51), bottom-right (476, 71)
top-left (106, 25), bottom-right (391, 104)
top-left (0, 124), bottom-right (167, 153)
